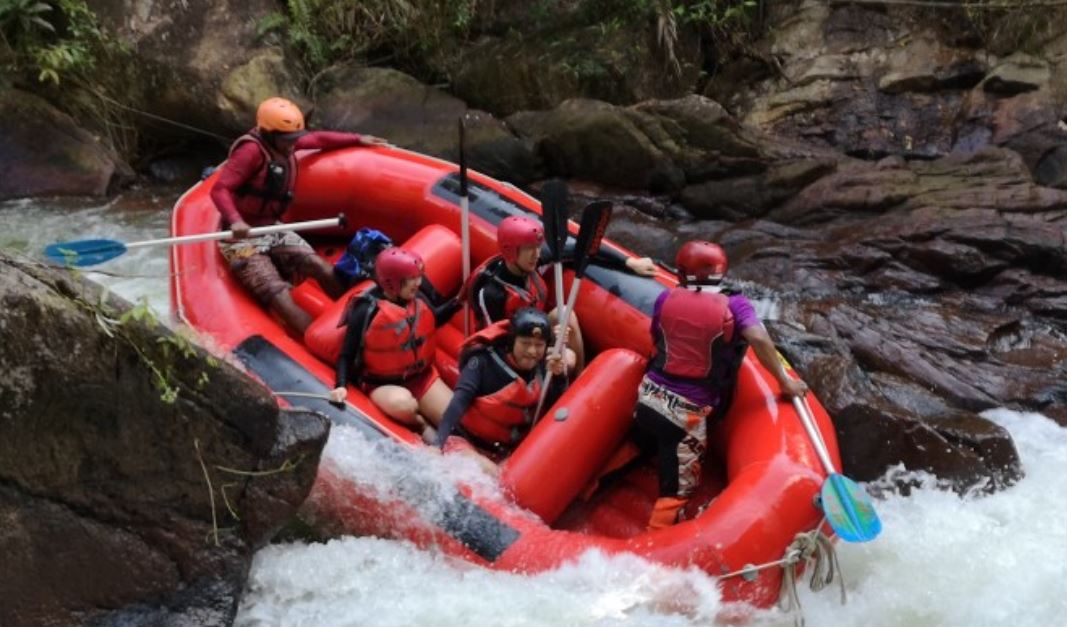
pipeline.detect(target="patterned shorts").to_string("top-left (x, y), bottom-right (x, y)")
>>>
top-left (219, 230), bottom-right (317, 306)
top-left (636, 376), bottom-right (712, 498)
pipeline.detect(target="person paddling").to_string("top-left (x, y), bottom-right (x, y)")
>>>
top-left (636, 241), bottom-right (809, 530)
top-left (329, 248), bottom-right (457, 440)
top-left (434, 308), bottom-right (566, 457)
top-left (462, 215), bottom-right (656, 372)
top-left (211, 96), bottom-right (386, 333)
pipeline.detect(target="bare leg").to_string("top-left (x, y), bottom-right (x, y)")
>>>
top-left (369, 385), bottom-right (421, 429)
top-left (269, 290), bottom-right (313, 334)
top-left (417, 378), bottom-right (453, 427)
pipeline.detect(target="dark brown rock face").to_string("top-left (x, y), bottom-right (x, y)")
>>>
top-left (0, 89), bottom-right (133, 200)
top-left (0, 252), bottom-right (329, 627)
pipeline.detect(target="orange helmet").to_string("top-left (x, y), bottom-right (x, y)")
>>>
top-left (256, 97), bottom-right (306, 136)
top-left (675, 241), bottom-right (728, 287)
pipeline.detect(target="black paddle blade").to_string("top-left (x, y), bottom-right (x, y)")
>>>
top-left (458, 116), bottom-right (468, 197)
top-left (572, 200), bottom-right (613, 278)
top-left (540, 179), bottom-right (569, 262)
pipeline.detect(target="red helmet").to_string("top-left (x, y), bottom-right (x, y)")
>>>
top-left (498, 216), bottom-right (544, 263)
top-left (675, 241), bottom-right (728, 286)
top-left (374, 247), bottom-right (423, 294)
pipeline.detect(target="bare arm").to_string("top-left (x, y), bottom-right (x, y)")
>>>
top-left (741, 325), bottom-right (809, 398)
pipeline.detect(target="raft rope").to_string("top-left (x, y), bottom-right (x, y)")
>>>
top-left (714, 523), bottom-right (846, 627)
top-left (85, 84), bottom-right (231, 142)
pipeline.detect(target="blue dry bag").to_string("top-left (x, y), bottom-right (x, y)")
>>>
top-left (333, 228), bottom-right (393, 287)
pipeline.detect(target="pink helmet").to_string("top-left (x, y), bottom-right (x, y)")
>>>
top-left (374, 247), bottom-right (423, 294)
top-left (498, 216), bottom-right (544, 263)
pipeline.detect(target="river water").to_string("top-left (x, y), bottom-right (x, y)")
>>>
top-left (3, 195), bottom-right (1064, 626)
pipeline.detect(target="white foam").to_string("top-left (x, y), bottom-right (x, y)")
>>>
top-left (236, 538), bottom-right (723, 627)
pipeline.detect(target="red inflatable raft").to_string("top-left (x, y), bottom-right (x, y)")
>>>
top-left (170, 144), bottom-right (840, 608)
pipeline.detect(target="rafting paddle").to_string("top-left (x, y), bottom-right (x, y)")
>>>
top-left (540, 179), bottom-right (569, 319)
top-left (44, 216), bottom-right (347, 267)
top-left (533, 199), bottom-right (613, 420)
top-left (792, 395), bottom-right (882, 543)
top-left (458, 116), bottom-right (472, 337)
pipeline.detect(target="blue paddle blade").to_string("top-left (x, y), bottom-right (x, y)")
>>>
top-left (44, 239), bottom-right (127, 267)
top-left (820, 473), bottom-right (882, 543)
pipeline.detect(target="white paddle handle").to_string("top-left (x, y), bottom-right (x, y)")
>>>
top-left (535, 276), bottom-right (583, 418)
top-left (461, 195), bottom-right (471, 337)
top-left (126, 216), bottom-right (344, 250)
top-left (792, 395), bottom-right (838, 476)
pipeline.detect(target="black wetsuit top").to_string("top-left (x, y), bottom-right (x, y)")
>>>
top-left (472, 247), bottom-right (639, 326)
top-left (434, 344), bottom-right (566, 449)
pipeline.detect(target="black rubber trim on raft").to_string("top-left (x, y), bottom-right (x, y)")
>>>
top-left (234, 335), bottom-right (521, 562)
top-left (432, 174), bottom-right (664, 315)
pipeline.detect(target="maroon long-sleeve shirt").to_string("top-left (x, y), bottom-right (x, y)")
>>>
top-left (211, 130), bottom-right (365, 227)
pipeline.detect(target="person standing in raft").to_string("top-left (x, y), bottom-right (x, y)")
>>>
top-left (211, 96), bottom-right (387, 333)
top-left (434, 308), bottom-right (567, 458)
top-left (328, 248), bottom-right (459, 440)
top-left (636, 241), bottom-right (809, 530)
top-left (462, 215), bottom-right (658, 371)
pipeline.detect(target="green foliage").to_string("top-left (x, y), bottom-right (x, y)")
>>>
top-left (265, 0), bottom-right (481, 80)
top-left (79, 290), bottom-right (219, 405)
top-left (0, 0), bottom-right (116, 85)
top-left (959, 0), bottom-right (1063, 55)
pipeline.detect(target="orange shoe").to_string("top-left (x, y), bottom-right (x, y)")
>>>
top-left (647, 496), bottom-right (689, 530)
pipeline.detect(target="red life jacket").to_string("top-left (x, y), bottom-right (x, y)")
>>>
top-left (458, 323), bottom-right (543, 445)
top-left (360, 295), bottom-right (436, 382)
top-left (226, 131), bottom-right (298, 224)
top-left (651, 288), bottom-right (735, 381)
top-left (460, 255), bottom-right (547, 329)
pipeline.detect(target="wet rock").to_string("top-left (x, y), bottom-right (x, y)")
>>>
top-left (510, 99), bottom-right (683, 191)
top-left (982, 53), bottom-right (1049, 96)
top-left (767, 312), bottom-right (1024, 492)
top-left (0, 88), bottom-right (133, 199)
top-left (314, 65), bottom-right (543, 184)
top-left (0, 252), bottom-right (329, 627)
top-left (90, 0), bottom-right (297, 136)
top-left (680, 158), bottom-right (837, 220)
top-left (452, 21), bottom-right (702, 117)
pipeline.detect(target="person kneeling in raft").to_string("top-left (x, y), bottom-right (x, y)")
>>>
top-left (434, 307), bottom-right (567, 465)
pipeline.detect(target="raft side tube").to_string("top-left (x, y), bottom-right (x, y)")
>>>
top-left (502, 349), bottom-right (647, 524)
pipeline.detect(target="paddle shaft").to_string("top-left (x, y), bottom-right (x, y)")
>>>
top-left (127, 217), bottom-right (344, 250)
top-left (459, 117), bottom-right (472, 337)
top-left (534, 264), bottom-right (584, 419)
top-left (552, 263), bottom-right (566, 371)
top-left (792, 395), bottom-right (839, 476)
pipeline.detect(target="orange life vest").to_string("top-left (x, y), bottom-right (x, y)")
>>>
top-left (360, 295), bottom-right (437, 382)
top-left (458, 323), bottom-right (543, 445)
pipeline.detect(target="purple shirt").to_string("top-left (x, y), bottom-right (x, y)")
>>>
top-left (646, 290), bottom-right (760, 407)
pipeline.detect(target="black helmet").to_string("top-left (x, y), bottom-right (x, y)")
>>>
top-left (509, 307), bottom-right (554, 347)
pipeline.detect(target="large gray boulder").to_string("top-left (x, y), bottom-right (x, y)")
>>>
top-left (0, 88), bottom-right (133, 199)
top-left (452, 20), bottom-right (702, 117)
top-left (87, 0), bottom-right (304, 136)
top-left (0, 251), bottom-right (329, 626)
top-left (312, 65), bottom-right (544, 184)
